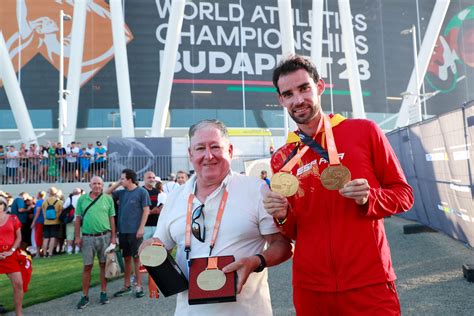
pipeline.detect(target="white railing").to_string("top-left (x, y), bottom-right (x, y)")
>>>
top-left (0, 155), bottom-right (269, 184)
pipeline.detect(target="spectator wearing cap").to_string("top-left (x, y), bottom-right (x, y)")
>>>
top-left (142, 171), bottom-right (167, 240)
top-left (10, 192), bottom-right (33, 250)
top-left (95, 141), bottom-right (107, 179)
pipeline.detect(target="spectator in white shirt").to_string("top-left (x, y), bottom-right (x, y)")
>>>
top-left (63, 188), bottom-right (84, 254)
top-left (6, 146), bottom-right (19, 184)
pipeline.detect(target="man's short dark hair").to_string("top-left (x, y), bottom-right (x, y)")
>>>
top-left (272, 55), bottom-right (321, 95)
top-left (122, 168), bottom-right (138, 185)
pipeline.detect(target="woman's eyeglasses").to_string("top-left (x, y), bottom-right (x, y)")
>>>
top-left (192, 204), bottom-right (205, 242)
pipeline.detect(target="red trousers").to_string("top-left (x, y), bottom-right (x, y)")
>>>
top-left (294, 281), bottom-right (401, 316)
top-left (34, 223), bottom-right (43, 248)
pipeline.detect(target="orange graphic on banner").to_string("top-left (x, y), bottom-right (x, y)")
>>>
top-left (0, 0), bottom-right (134, 87)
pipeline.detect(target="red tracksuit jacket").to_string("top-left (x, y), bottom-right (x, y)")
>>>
top-left (271, 116), bottom-right (414, 292)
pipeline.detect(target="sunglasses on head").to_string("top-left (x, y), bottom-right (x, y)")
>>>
top-left (191, 204), bottom-right (205, 242)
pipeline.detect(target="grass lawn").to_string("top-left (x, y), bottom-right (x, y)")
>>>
top-left (0, 254), bottom-right (101, 312)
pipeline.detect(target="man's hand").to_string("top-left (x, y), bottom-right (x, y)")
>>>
top-left (136, 227), bottom-right (144, 239)
top-left (339, 178), bottom-right (370, 205)
top-left (105, 180), bottom-right (122, 194)
top-left (222, 256), bottom-right (260, 294)
top-left (75, 237), bottom-right (82, 248)
top-left (138, 237), bottom-right (162, 255)
top-left (0, 250), bottom-right (14, 259)
top-left (104, 243), bottom-right (116, 254)
top-left (150, 206), bottom-right (161, 215)
top-left (262, 190), bottom-right (289, 220)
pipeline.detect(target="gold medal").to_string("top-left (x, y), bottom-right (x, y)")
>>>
top-left (196, 269), bottom-right (226, 291)
top-left (320, 165), bottom-right (351, 190)
top-left (270, 172), bottom-right (299, 197)
top-left (139, 244), bottom-right (167, 267)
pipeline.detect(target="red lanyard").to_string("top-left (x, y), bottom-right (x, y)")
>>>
top-left (184, 188), bottom-right (229, 260)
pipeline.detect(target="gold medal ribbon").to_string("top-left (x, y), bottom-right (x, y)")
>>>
top-left (319, 114), bottom-right (351, 190)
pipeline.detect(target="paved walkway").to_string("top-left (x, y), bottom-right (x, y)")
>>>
top-left (11, 216), bottom-right (474, 315)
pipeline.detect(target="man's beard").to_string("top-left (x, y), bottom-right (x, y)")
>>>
top-left (288, 105), bottom-right (316, 124)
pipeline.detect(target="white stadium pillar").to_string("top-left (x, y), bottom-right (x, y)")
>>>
top-left (278, 0), bottom-right (298, 136)
top-left (311, 0), bottom-right (325, 72)
top-left (0, 32), bottom-right (37, 145)
top-left (150, 0), bottom-right (186, 137)
top-left (338, 0), bottom-right (366, 119)
top-left (64, 0), bottom-right (87, 145)
top-left (110, 0), bottom-right (135, 138)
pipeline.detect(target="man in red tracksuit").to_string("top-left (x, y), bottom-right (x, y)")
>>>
top-left (263, 55), bottom-right (414, 315)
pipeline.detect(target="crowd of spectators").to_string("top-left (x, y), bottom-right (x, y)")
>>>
top-left (0, 169), bottom-right (189, 258)
top-left (0, 141), bottom-right (108, 185)
top-left (0, 167), bottom-right (192, 314)
top-left (0, 188), bottom-right (75, 258)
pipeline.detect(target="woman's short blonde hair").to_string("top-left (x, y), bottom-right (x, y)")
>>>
top-left (48, 186), bottom-right (59, 197)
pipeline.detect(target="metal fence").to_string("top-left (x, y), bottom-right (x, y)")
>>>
top-left (0, 155), bottom-right (270, 184)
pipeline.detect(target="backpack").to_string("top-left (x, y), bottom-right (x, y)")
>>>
top-left (59, 197), bottom-right (75, 224)
top-left (45, 200), bottom-right (59, 220)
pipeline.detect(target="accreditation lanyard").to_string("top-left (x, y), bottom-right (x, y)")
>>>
top-left (280, 114), bottom-right (325, 173)
top-left (184, 188), bottom-right (229, 261)
top-left (321, 114), bottom-right (342, 166)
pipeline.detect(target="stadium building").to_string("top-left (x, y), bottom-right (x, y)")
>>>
top-left (0, 0), bottom-right (473, 150)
